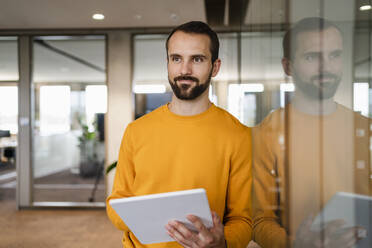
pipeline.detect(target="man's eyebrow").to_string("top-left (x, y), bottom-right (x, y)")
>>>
top-left (303, 51), bottom-right (321, 55)
top-left (169, 54), bottom-right (208, 58)
top-left (191, 54), bottom-right (207, 58)
top-left (303, 49), bottom-right (343, 55)
top-left (169, 53), bottom-right (181, 57)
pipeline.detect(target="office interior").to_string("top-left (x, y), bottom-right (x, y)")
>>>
top-left (0, 0), bottom-right (371, 247)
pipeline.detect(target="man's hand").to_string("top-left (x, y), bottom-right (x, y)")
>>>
top-left (293, 215), bottom-right (367, 248)
top-left (165, 211), bottom-right (226, 248)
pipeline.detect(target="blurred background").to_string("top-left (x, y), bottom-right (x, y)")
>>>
top-left (0, 0), bottom-right (370, 247)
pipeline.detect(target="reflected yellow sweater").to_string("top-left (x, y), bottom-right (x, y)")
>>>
top-left (107, 104), bottom-right (252, 248)
top-left (252, 104), bottom-right (371, 248)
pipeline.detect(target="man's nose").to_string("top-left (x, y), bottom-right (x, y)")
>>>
top-left (180, 61), bottom-right (192, 75)
top-left (319, 54), bottom-right (332, 72)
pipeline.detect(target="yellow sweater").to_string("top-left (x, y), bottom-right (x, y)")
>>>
top-left (252, 104), bottom-right (371, 248)
top-left (107, 104), bottom-right (252, 248)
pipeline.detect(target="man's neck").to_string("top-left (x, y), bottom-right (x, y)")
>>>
top-left (168, 92), bottom-right (211, 116)
top-left (291, 90), bottom-right (337, 116)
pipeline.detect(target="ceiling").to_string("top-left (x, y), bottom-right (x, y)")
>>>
top-left (0, 0), bottom-right (207, 30)
top-left (0, 0), bottom-right (369, 30)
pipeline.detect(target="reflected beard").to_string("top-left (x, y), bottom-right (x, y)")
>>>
top-left (169, 70), bottom-right (212, 100)
top-left (294, 72), bottom-right (341, 100)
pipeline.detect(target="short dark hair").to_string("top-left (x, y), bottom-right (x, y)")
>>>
top-left (166, 21), bottom-right (220, 63)
top-left (283, 17), bottom-right (342, 60)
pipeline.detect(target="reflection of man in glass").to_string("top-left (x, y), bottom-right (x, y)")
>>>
top-left (253, 17), bottom-right (371, 248)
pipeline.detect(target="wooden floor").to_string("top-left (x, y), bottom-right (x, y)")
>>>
top-left (0, 188), bottom-right (123, 248)
top-left (0, 165), bottom-right (122, 248)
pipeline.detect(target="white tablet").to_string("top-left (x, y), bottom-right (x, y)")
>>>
top-left (311, 192), bottom-right (372, 248)
top-left (109, 188), bottom-right (213, 244)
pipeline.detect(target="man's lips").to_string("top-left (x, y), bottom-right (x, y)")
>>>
top-left (174, 76), bottom-right (199, 84)
top-left (177, 79), bottom-right (196, 85)
top-left (312, 79), bottom-right (337, 86)
top-left (311, 74), bottom-right (337, 83)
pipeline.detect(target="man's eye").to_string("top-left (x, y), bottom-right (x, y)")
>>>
top-left (172, 57), bottom-right (181, 62)
top-left (330, 51), bottom-right (342, 60)
top-left (193, 57), bottom-right (203, 63)
top-left (304, 54), bottom-right (319, 61)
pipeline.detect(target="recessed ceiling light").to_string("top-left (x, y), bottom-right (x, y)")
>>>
top-left (170, 13), bottom-right (179, 21)
top-left (134, 14), bottom-right (142, 20)
top-left (92, 13), bottom-right (105, 20)
top-left (360, 5), bottom-right (372, 11)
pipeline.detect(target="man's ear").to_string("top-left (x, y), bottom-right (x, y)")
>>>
top-left (281, 57), bottom-right (292, 76)
top-left (211, 59), bottom-right (221, 77)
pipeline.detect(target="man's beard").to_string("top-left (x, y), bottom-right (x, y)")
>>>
top-left (294, 71), bottom-right (341, 100)
top-left (169, 70), bottom-right (212, 100)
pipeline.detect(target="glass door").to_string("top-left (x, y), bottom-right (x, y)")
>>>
top-left (31, 35), bottom-right (107, 206)
top-left (0, 37), bottom-right (18, 205)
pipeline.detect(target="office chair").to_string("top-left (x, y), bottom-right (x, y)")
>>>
top-left (0, 130), bottom-right (10, 138)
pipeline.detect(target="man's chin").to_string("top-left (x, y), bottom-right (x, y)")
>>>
top-left (179, 84), bottom-right (193, 91)
top-left (176, 89), bottom-right (198, 100)
top-left (307, 88), bottom-right (338, 100)
top-left (296, 82), bottom-right (339, 100)
top-left (175, 94), bottom-right (196, 100)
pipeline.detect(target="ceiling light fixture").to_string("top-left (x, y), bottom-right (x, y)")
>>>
top-left (170, 13), bottom-right (179, 21)
top-left (360, 5), bottom-right (372, 11)
top-left (92, 13), bottom-right (105, 20)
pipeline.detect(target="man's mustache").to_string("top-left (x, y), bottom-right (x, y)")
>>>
top-left (311, 72), bottom-right (339, 81)
top-left (174, 75), bottom-right (199, 83)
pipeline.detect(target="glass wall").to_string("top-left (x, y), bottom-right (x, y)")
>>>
top-left (133, 35), bottom-right (171, 118)
top-left (0, 37), bottom-right (18, 204)
top-left (247, 1), bottom-right (371, 248)
top-left (133, 1), bottom-right (372, 247)
top-left (32, 36), bottom-right (106, 204)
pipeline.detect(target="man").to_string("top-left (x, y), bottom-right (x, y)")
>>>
top-left (107, 21), bottom-right (252, 248)
top-left (252, 17), bottom-right (371, 248)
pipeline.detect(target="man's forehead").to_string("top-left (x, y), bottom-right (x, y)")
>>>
top-left (295, 27), bottom-right (343, 52)
top-left (167, 31), bottom-right (211, 55)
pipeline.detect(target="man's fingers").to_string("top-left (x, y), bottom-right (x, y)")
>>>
top-left (342, 226), bottom-right (366, 242)
top-left (167, 229), bottom-right (191, 248)
top-left (212, 211), bottom-right (224, 232)
top-left (186, 214), bottom-right (221, 246)
top-left (171, 235), bottom-right (193, 248)
top-left (356, 226), bottom-right (368, 239)
top-left (166, 221), bottom-right (196, 247)
top-left (324, 219), bottom-right (346, 236)
top-left (323, 219), bottom-right (346, 229)
top-left (167, 214), bottom-right (225, 248)
top-left (328, 226), bottom-right (365, 248)
top-left (212, 212), bottom-right (221, 225)
top-left (344, 236), bottom-right (358, 248)
top-left (332, 230), bottom-right (358, 248)
top-left (187, 215), bottom-right (210, 237)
